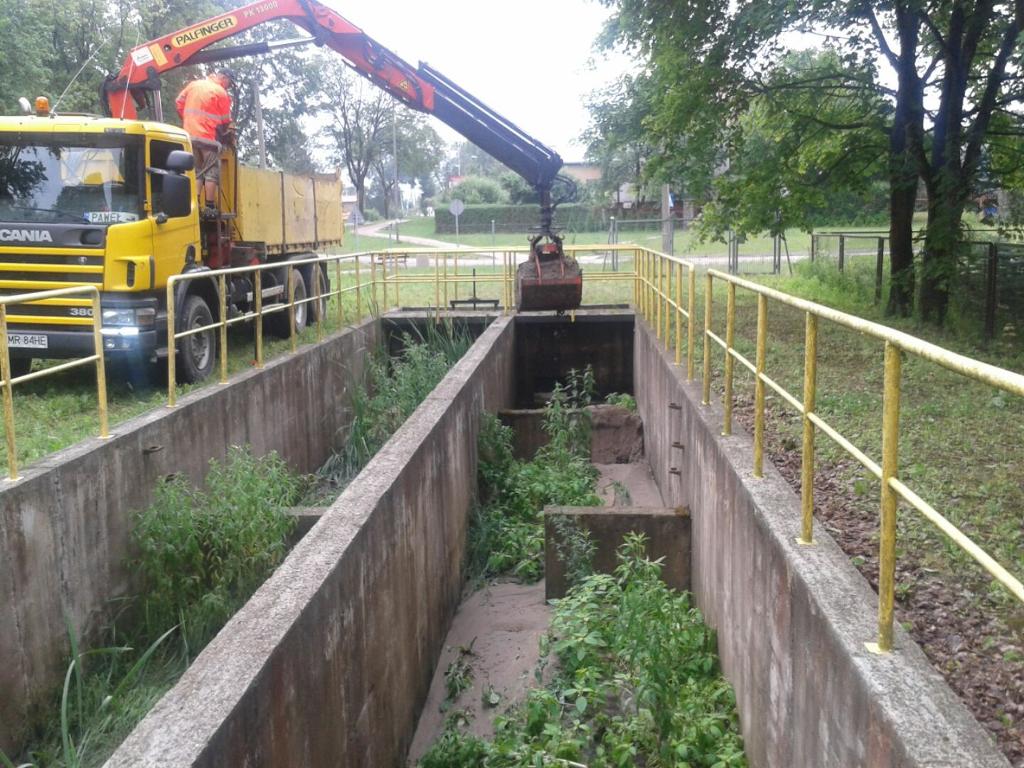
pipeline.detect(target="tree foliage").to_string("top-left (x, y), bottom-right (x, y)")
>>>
top-left (595, 0), bottom-right (1024, 322)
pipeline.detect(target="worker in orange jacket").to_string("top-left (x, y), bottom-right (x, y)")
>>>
top-left (175, 69), bottom-right (235, 210)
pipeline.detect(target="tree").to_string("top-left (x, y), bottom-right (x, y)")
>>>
top-left (596, 0), bottom-right (1024, 323)
top-left (369, 107), bottom-right (445, 218)
top-left (583, 74), bottom-right (659, 205)
top-left (448, 175), bottom-right (508, 204)
top-left (696, 49), bottom-right (889, 240)
top-left (915, 1), bottom-right (1024, 323)
top-left (312, 56), bottom-right (391, 215)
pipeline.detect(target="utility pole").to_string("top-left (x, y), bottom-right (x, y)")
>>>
top-left (393, 104), bottom-right (400, 239)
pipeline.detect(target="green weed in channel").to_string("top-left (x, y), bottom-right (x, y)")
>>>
top-left (7, 448), bottom-right (303, 768)
top-left (469, 381), bottom-right (600, 583)
top-left (420, 534), bottom-right (746, 767)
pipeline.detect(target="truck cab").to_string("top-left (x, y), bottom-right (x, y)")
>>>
top-left (0, 114), bottom-right (199, 375)
top-left (0, 109), bottom-right (339, 383)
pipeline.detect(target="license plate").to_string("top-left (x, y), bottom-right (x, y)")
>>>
top-left (8, 333), bottom-right (48, 349)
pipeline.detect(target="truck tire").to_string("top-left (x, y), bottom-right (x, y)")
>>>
top-left (303, 263), bottom-right (328, 323)
top-left (177, 294), bottom-right (216, 384)
top-left (266, 267), bottom-right (308, 339)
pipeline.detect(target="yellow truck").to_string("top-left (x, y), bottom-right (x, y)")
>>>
top-left (0, 110), bottom-right (342, 382)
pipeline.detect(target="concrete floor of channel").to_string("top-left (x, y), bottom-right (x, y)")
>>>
top-left (407, 458), bottom-right (663, 762)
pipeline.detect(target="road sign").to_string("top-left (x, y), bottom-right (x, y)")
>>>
top-left (449, 199), bottom-right (465, 216)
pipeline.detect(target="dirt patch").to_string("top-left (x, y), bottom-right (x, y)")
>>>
top-left (407, 581), bottom-right (552, 764)
top-left (595, 462), bottom-right (664, 507)
top-left (731, 394), bottom-right (1024, 767)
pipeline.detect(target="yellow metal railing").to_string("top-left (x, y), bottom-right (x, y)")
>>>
top-left (165, 252), bottom-right (371, 406)
top-left (635, 246), bottom-right (1024, 653)
top-left (163, 245), bottom-right (641, 406)
top-left (0, 286), bottom-right (108, 480)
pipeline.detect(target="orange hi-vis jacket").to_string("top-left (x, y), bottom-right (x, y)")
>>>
top-left (175, 77), bottom-right (231, 142)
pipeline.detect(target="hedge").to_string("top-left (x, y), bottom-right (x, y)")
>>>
top-left (435, 204), bottom-right (629, 234)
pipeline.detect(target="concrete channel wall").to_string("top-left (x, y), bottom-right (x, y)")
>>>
top-left (105, 315), bottom-right (516, 767)
top-left (634, 316), bottom-right (1009, 767)
top-left (0, 319), bottom-right (379, 755)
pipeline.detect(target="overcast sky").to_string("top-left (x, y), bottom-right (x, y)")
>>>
top-left (323, 0), bottom-right (631, 161)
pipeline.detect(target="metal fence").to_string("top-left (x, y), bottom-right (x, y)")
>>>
top-left (0, 286), bottom-right (108, 480)
top-left (3, 244), bottom-right (1023, 660)
top-left (636, 246), bottom-right (1024, 653)
top-left (811, 230), bottom-right (1024, 340)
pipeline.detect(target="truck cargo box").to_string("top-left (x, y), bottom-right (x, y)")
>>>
top-left (232, 164), bottom-right (343, 254)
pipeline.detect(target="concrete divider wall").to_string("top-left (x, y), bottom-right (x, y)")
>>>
top-left (105, 315), bottom-right (516, 767)
top-left (633, 316), bottom-right (1008, 767)
top-left (0, 319), bottom-right (379, 755)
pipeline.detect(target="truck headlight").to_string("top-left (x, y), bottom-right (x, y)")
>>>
top-left (102, 308), bottom-right (156, 328)
top-left (102, 308), bottom-right (135, 326)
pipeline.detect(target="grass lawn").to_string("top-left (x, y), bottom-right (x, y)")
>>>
top-left (392, 214), bottom-right (899, 259)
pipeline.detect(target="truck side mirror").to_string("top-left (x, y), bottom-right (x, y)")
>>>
top-left (166, 150), bottom-right (195, 173)
top-left (162, 173), bottom-right (192, 219)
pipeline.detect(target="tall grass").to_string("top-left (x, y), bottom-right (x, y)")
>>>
top-left (5, 448), bottom-right (303, 768)
top-left (309, 324), bottom-right (473, 502)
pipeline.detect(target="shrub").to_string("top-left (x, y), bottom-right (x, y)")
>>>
top-left (435, 203), bottom-right (611, 234)
top-left (449, 175), bottom-right (508, 205)
top-left (132, 447), bottom-right (302, 649)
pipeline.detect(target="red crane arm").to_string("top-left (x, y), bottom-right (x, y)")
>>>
top-left (103, 0), bottom-right (435, 119)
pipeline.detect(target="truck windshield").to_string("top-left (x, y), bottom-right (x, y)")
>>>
top-left (0, 136), bottom-right (144, 225)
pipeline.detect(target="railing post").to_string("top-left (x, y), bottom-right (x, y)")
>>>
top-left (218, 273), bottom-right (228, 384)
top-left (166, 280), bottom-right (177, 406)
top-left (838, 234), bottom-right (846, 272)
top-left (335, 259), bottom-right (344, 327)
top-left (800, 312), bottom-right (817, 544)
top-left (314, 262), bottom-right (324, 342)
top-left (985, 242), bottom-right (998, 341)
top-left (633, 248), bottom-right (640, 308)
top-left (90, 288), bottom-right (109, 439)
top-left (656, 255), bottom-right (663, 341)
top-left (397, 254), bottom-right (403, 308)
top-left (723, 282), bottom-right (735, 435)
top-left (754, 294), bottom-right (767, 477)
top-left (663, 258), bottom-right (671, 344)
top-left (876, 341), bottom-right (902, 653)
top-left (875, 237), bottom-right (885, 305)
top-left (0, 306), bottom-right (18, 479)
top-left (640, 250), bottom-right (647, 318)
top-left (382, 253), bottom-right (389, 312)
top-left (687, 266), bottom-right (696, 381)
top-left (288, 267), bottom-right (297, 353)
top-left (810, 233), bottom-right (816, 263)
top-left (702, 272), bottom-right (713, 405)
top-left (454, 250), bottom-right (460, 302)
top-left (674, 261), bottom-right (683, 366)
top-left (435, 252), bottom-right (441, 320)
top-left (442, 252), bottom-right (448, 309)
top-left (254, 269), bottom-right (264, 368)
top-left (355, 254), bottom-right (362, 319)
top-left (371, 255), bottom-right (379, 316)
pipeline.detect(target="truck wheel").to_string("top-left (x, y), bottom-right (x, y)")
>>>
top-left (176, 294), bottom-right (216, 384)
top-left (266, 267), bottom-right (307, 339)
top-left (304, 264), bottom-right (328, 322)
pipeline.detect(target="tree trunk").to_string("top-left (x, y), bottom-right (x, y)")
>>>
top-left (355, 180), bottom-right (366, 215)
top-left (885, 12), bottom-right (924, 317)
top-left (887, 174), bottom-right (917, 317)
top-left (920, 177), bottom-right (964, 324)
